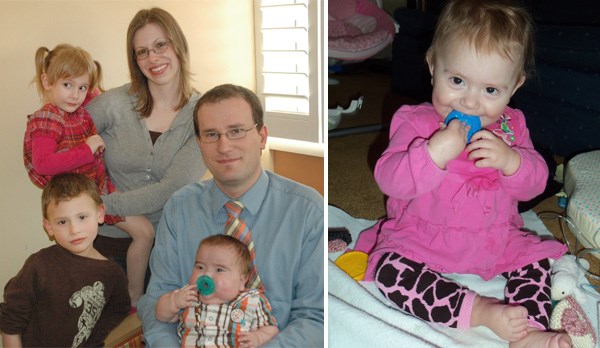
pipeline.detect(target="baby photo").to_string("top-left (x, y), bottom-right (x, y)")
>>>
top-left (328, 0), bottom-right (600, 347)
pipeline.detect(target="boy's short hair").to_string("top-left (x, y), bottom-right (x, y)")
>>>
top-left (198, 234), bottom-right (252, 276)
top-left (427, 0), bottom-right (535, 78)
top-left (193, 84), bottom-right (264, 137)
top-left (41, 173), bottom-right (102, 219)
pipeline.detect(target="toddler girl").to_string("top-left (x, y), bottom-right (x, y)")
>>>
top-left (359, 1), bottom-right (571, 347)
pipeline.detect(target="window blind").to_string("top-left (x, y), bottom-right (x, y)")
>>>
top-left (254, 0), bottom-right (323, 143)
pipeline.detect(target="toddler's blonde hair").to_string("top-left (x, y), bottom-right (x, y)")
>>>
top-left (426, 0), bottom-right (535, 78)
top-left (34, 44), bottom-right (103, 102)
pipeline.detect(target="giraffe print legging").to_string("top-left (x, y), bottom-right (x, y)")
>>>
top-left (374, 252), bottom-right (552, 330)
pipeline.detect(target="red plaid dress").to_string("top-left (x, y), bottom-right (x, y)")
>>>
top-left (23, 103), bottom-right (123, 224)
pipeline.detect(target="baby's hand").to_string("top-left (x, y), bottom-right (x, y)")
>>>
top-left (171, 284), bottom-right (199, 309)
top-left (238, 331), bottom-right (260, 348)
top-left (85, 135), bottom-right (105, 154)
top-left (428, 119), bottom-right (469, 169)
top-left (466, 130), bottom-right (520, 175)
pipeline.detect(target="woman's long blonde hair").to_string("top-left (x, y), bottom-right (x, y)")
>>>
top-left (126, 7), bottom-right (194, 117)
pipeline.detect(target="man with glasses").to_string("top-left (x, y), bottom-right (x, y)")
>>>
top-left (137, 84), bottom-right (324, 347)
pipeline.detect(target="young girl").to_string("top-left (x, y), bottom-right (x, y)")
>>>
top-left (23, 44), bottom-right (154, 307)
top-left (359, 1), bottom-right (571, 347)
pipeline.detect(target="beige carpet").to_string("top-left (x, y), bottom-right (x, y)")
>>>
top-left (328, 66), bottom-right (407, 219)
top-left (329, 131), bottom-right (386, 220)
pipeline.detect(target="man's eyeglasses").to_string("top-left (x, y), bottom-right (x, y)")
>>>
top-left (198, 124), bottom-right (258, 143)
top-left (133, 40), bottom-right (172, 60)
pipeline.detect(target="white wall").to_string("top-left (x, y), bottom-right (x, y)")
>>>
top-left (0, 1), bottom-right (255, 300)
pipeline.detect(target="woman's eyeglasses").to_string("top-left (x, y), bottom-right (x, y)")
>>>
top-left (133, 40), bottom-right (172, 60)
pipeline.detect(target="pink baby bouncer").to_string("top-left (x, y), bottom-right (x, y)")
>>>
top-left (328, 0), bottom-right (396, 132)
top-left (329, 0), bottom-right (396, 61)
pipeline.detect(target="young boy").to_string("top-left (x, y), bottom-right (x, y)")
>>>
top-left (156, 235), bottom-right (278, 347)
top-left (0, 173), bottom-right (130, 347)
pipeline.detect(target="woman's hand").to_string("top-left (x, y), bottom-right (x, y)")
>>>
top-left (466, 130), bottom-right (521, 175)
top-left (428, 119), bottom-right (469, 169)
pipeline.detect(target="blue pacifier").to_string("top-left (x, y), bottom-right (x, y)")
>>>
top-left (445, 110), bottom-right (482, 143)
top-left (196, 275), bottom-right (215, 296)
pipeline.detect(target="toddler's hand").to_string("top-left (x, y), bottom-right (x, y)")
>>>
top-left (238, 331), bottom-right (260, 348)
top-left (466, 130), bottom-right (520, 175)
top-left (428, 119), bottom-right (469, 169)
top-left (85, 135), bottom-right (105, 154)
top-left (171, 284), bottom-right (199, 309)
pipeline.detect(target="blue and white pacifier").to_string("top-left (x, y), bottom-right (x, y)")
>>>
top-left (196, 275), bottom-right (215, 296)
top-left (445, 110), bottom-right (482, 143)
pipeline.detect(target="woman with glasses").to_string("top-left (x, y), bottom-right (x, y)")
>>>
top-left (86, 7), bottom-right (206, 308)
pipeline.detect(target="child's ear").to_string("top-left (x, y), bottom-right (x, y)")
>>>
top-left (425, 51), bottom-right (435, 80)
top-left (43, 219), bottom-right (53, 237)
top-left (41, 73), bottom-right (51, 90)
top-left (97, 204), bottom-right (106, 225)
top-left (240, 274), bottom-right (249, 291)
top-left (511, 75), bottom-right (526, 96)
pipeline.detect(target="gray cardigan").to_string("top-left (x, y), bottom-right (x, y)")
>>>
top-left (87, 84), bottom-right (206, 238)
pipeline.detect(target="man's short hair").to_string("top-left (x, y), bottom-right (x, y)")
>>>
top-left (193, 84), bottom-right (264, 137)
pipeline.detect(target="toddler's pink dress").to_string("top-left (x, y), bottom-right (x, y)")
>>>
top-left (358, 104), bottom-right (566, 281)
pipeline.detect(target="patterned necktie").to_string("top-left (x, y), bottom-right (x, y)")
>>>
top-left (224, 200), bottom-right (263, 290)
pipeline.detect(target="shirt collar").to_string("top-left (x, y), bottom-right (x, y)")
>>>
top-left (210, 170), bottom-right (269, 217)
top-left (42, 103), bottom-right (85, 118)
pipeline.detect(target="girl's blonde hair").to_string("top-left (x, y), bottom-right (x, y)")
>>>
top-left (427, 0), bottom-right (535, 78)
top-left (126, 7), bottom-right (194, 117)
top-left (34, 44), bottom-right (103, 101)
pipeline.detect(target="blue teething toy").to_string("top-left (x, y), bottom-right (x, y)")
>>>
top-left (196, 275), bottom-right (215, 296)
top-left (445, 110), bottom-right (482, 143)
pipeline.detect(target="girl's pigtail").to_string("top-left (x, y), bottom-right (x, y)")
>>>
top-left (93, 60), bottom-right (104, 93)
top-left (33, 47), bottom-right (50, 100)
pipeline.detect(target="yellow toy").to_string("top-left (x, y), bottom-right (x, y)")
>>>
top-left (335, 251), bottom-right (368, 281)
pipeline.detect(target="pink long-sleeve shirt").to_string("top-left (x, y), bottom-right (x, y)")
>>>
top-left (360, 104), bottom-right (566, 281)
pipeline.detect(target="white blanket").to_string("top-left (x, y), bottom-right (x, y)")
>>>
top-left (328, 205), bottom-right (600, 347)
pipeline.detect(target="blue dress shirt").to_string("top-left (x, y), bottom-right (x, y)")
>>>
top-left (137, 170), bottom-right (324, 347)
